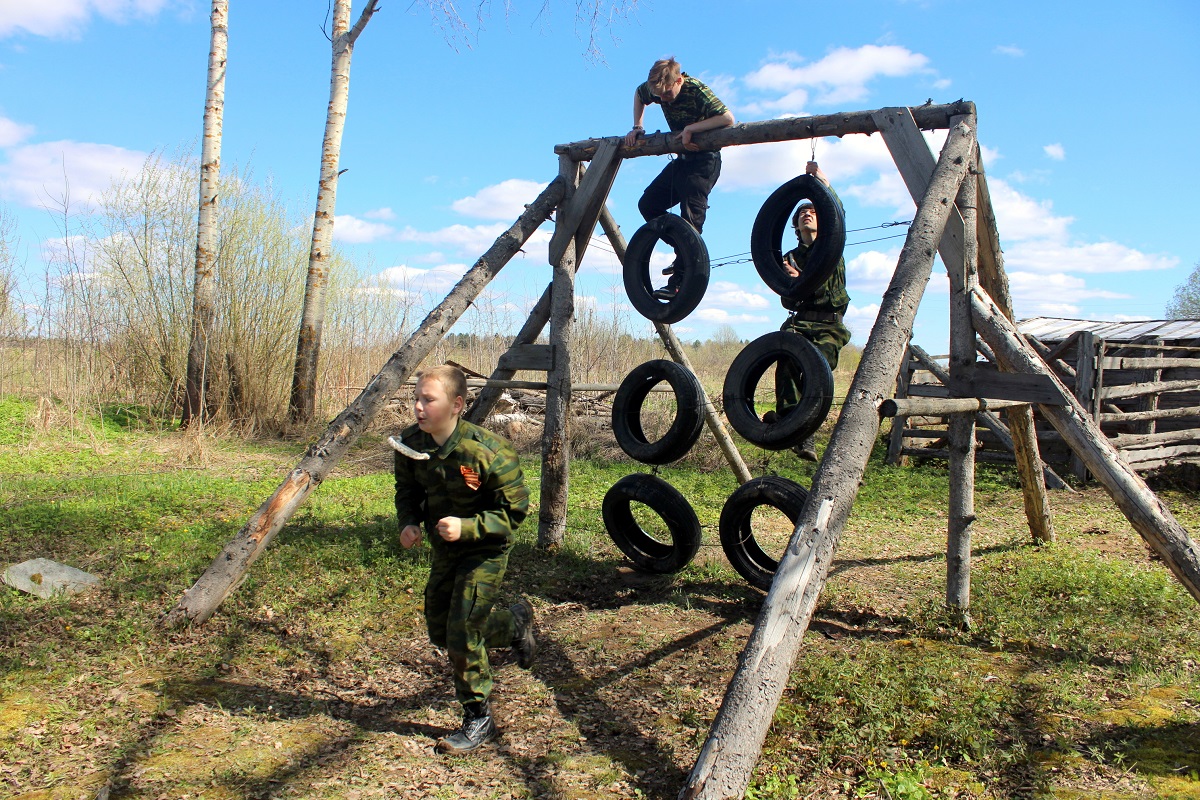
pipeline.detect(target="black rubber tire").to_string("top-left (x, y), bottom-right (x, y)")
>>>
top-left (722, 331), bottom-right (833, 450)
top-left (611, 360), bottom-right (705, 465)
top-left (602, 473), bottom-right (702, 574)
top-left (750, 174), bottom-right (846, 300)
top-left (719, 475), bottom-right (809, 591)
top-left (623, 213), bottom-right (710, 324)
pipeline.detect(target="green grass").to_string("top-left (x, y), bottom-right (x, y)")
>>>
top-left (3, 395), bottom-right (1200, 799)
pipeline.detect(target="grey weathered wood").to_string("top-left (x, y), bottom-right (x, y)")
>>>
top-left (557, 101), bottom-right (976, 162)
top-left (1100, 404), bottom-right (1200, 424)
top-left (957, 364), bottom-right (1066, 405)
top-left (681, 117), bottom-right (976, 800)
top-left (971, 286), bottom-right (1200, 604)
top-left (1108, 428), bottom-right (1200, 449)
top-left (974, 150), bottom-right (1055, 540)
top-left (881, 397), bottom-right (1027, 417)
top-left (496, 344), bottom-right (554, 372)
top-left (1122, 444), bottom-right (1200, 468)
top-left (886, 347), bottom-right (914, 466)
top-left (945, 163), bottom-right (977, 625)
top-left (596, 205), bottom-right (752, 485)
top-left (160, 178), bottom-right (566, 627)
top-left (909, 344), bottom-right (1068, 492)
top-left (548, 137), bottom-right (622, 267)
top-left (1102, 355), bottom-right (1200, 371)
top-left (1102, 378), bottom-right (1200, 402)
top-left (1072, 331), bottom-right (1099, 481)
top-left (538, 156), bottom-right (581, 550)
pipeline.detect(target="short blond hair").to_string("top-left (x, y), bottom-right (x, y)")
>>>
top-left (415, 364), bottom-right (468, 404)
top-left (648, 57), bottom-right (681, 95)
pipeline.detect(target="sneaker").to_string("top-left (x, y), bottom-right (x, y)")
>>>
top-left (510, 598), bottom-right (537, 669)
top-left (793, 435), bottom-right (818, 462)
top-left (661, 260), bottom-right (677, 276)
top-left (651, 286), bottom-right (678, 301)
top-left (435, 701), bottom-right (498, 754)
top-left (761, 410), bottom-right (778, 424)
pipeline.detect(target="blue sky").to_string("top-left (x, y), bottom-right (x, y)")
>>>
top-left (1, 0), bottom-right (1197, 353)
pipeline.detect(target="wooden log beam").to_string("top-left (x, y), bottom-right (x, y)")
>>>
top-left (971, 286), bottom-right (1200, 605)
top-left (538, 157), bottom-right (581, 550)
top-left (886, 347), bottom-right (914, 466)
top-left (1102, 356), bottom-right (1200, 370)
top-left (681, 118), bottom-right (976, 800)
top-left (1102, 378), bottom-right (1200, 402)
top-left (880, 396), bottom-right (1028, 417)
top-left (1109, 428), bottom-right (1200, 450)
top-left (595, 205), bottom-right (752, 485)
top-left (1100, 404), bottom-right (1200, 424)
top-left (555, 101), bottom-right (976, 161)
top-left (159, 178), bottom-right (566, 628)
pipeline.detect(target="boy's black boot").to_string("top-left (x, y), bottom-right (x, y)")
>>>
top-left (436, 701), bottom-right (498, 754)
top-left (510, 598), bottom-right (537, 669)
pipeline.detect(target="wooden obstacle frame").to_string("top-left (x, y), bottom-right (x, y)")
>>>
top-left (160, 100), bottom-right (1200, 799)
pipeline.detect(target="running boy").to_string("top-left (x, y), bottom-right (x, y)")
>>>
top-left (393, 364), bottom-right (536, 754)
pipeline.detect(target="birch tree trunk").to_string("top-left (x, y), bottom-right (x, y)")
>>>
top-left (181, 0), bottom-right (228, 429)
top-left (288, 0), bottom-right (379, 423)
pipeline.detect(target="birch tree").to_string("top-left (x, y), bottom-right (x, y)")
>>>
top-left (181, 0), bottom-right (229, 429)
top-left (288, 0), bottom-right (379, 423)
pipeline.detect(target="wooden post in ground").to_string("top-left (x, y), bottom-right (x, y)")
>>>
top-left (886, 345), bottom-right (913, 466)
top-left (945, 157), bottom-right (978, 626)
top-left (1138, 337), bottom-right (1165, 435)
top-left (873, 106), bottom-right (1054, 542)
top-left (970, 288), bottom-right (1200, 604)
top-left (538, 155), bottom-right (585, 550)
top-left (596, 206), bottom-right (752, 484)
top-left (975, 153), bottom-right (1055, 540)
top-left (159, 179), bottom-right (566, 627)
top-left (680, 118), bottom-right (976, 800)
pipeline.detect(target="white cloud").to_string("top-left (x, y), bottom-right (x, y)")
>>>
top-left (364, 207), bottom-right (395, 221)
top-left (451, 179), bottom-right (549, 220)
top-left (720, 132), bottom-right (896, 192)
top-left (0, 117), bottom-right (35, 147)
top-left (1007, 271), bottom-right (1129, 301)
top-left (843, 302), bottom-right (880, 343)
top-left (332, 214), bottom-right (395, 244)
top-left (378, 262), bottom-right (469, 296)
top-left (1005, 240), bottom-right (1178, 275)
top-left (0, 0), bottom-right (174, 39)
top-left (994, 45), bottom-right (1025, 58)
top-left (701, 280), bottom-right (772, 310)
top-left (693, 308), bottom-right (771, 325)
top-left (0, 139), bottom-right (147, 208)
top-left (1043, 143), bottom-right (1065, 161)
top-left (744, 45), bottom-right (933, 107)
top-left (986, 178), bottom-right (1073, 242)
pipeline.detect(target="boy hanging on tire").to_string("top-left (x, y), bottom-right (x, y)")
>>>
top-left (776, 161), bottom-right (852, 461)
top-left (623, 57), bottom-right (734, 300)
top-left (393, 365), bottom-right (537, 754)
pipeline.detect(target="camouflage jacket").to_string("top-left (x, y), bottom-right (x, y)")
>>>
top-left (637, 74), bottom-right (729, 135)
top-left (394, 419), bottom-right (529, 547)
top-left (781, 185), bottom-right (850, 314)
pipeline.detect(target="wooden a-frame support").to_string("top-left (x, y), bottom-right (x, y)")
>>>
top-left (162, 97), bottom-right (1200, 800)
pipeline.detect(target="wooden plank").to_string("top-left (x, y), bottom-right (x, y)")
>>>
top-left (1137, 338), bottom-right (1164, 436)
top-left (1100, 356), bottom-right (1200, 370)
top-left (1099, 404), bottom-right (1200, 424)
top-left (1072, 331), bottom-right (1098, 481)
top-left (1121, 443), bottom-right (1200, 465)
top-left (1102, 378), bottom-right (1200, 402)
top-left (887, 346), bottom-right (914, 466)
top-left (881, 396), bottom-right (1028, 417)
top-left (953, 366), bottom-right (1066, 405)
top-left (496, 344), bottom-right (554, 372)
top-left (1109, 428), bottom-right (1200, 450)
top-left (547, 137), bottom-right (622, 267)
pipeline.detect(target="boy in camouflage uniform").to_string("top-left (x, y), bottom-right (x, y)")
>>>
top-left (394, 365), bottom-right (536, 754)
top-left (776, 162), bottom-right (852, 461)
top-left (623, 57), bottom-right (735, 300)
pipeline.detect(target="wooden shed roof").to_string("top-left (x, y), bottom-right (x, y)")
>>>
top-left (1017, 317), bottom-right (1200, 344)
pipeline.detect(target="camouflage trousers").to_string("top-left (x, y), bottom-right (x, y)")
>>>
top-left (424, 542), bottom-right (517, 706)
top-left (776, 317), bottom-right (851, 413)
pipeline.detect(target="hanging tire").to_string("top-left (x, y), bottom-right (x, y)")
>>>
top-left (719, 475), bottom-right (809, 591)
top-left (602, 474), bottom-right (702, 574)
top-left (623, 213), bottom-right (710, 324)
top-left (611, 360), bottom-right (705, 465)
top-left (750, 174), bottom-right (845, 300)
top-left (722, 331), bottom-right (833, 450)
